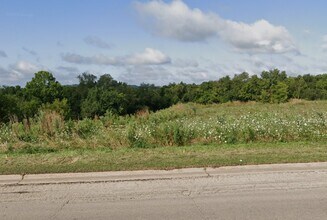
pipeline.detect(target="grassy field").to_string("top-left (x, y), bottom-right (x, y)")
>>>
top-left (0, 100), bottom-right (327, 174)
top-left (1, 141), bottom-right (326, 175)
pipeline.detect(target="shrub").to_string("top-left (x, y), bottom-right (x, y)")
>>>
top-left (11, 120), bottom-right (39, 143)
top-left (76, 118), bottom-right (101, 139)
top-left (0, 124), bottom-right (14, 143)
top-left (126, 123), bottom-right (148, 148)
top-left (38, 110), bottom-right (65, 137)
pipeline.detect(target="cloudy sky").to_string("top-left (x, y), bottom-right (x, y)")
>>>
top-left (1, 0), bottom-right (327, 86)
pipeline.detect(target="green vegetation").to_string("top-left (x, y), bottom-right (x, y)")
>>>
top-left (1, 69), bottom-right (327, 174)
top-left (0, 100), bottom-right (326, 174)
top-left (1, 69), bottom-right (327, 122)
top-left (1, 100), bottom-right (326, 153)
top-left (1, 141), bottom-right (326, 175)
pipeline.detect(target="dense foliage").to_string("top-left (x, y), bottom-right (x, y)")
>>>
top-left (1, 69), bottom-right (327, 122)
top-left (0, 101), bottom-right (326, 153)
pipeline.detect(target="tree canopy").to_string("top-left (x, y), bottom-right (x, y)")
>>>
top-left (1, 69), bottom-right (327, 123)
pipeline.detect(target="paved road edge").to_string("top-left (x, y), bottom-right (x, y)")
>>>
top-left (1, 162), bottom-right (327, 186)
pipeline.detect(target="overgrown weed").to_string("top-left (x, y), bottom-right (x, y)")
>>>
top-left (1, 101), bottom-right (326, 153)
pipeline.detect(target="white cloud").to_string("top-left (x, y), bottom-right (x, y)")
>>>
top-left (135, 0), bottom-right (297, 54)
top-left (0, 61), bottom-right (41, 85)
top-left (220, 19), bottom-right (296, 54)
top-left (54, 66), bottom-right (80, 85)
top-left (135, 0), bottom-right (218, 42)
top-left (10, 61), bottom-right (39, 75)
top-left (303, 29), bottom-right (311, 35)
top-left (118, 65), bottom-right (210, 85)
top-left (176, 68), bottom-right (209, 82)
top-left (118, 65), bottom-right (173, 85)
top-left (62, 48), bottom-right (171, 66)
top-left (238, 54), bottom-right (310, 76)
top-left (84, 36), bottom-right (112, 49)
top-left (125, 48), bottom-right (171, 65)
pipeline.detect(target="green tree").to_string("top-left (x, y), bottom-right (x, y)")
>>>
top-left (77, 73), bottom-right (97, 88)
top-left (62, 73), bottom-right (97, 119)
top-left (25, 71), bottom-right (63, 104)
top-left (135, 84), bottom-right (162, 111)
top-left (239, 75), bottom-right (262, 101)
top-left (271, 82), bottom-right (289, 103)
top-left (0, 94), bottom-right (19, 122)
top-left (41, 98), bottom-right (70, 119)
top-left (197, 81), bottom-right (219, 104)
top-left (261, 69), bottom-right (287, 87)
top-left (216, 76), bottom-right (232, 103)
top-left (81, 87), bottom-right (127, 118)
top-left (259, 69), bottom-right (288, 103)
top-left (287, 76), bottom-right (307, 99)
top-left (19, 98), bottom-right (41, 119)
top-left (230, 72), bottom-right (249, 101)
top-left (97, 74), bottom-right (117, 88)
top-left (316, 74), bottom-right (327, 99)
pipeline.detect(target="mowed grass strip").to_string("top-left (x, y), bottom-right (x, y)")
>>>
top-left (0, 141), bottom-right (326, 175)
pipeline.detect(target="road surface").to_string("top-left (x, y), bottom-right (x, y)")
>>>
top-left (1, 163), bottom-right (327, 219)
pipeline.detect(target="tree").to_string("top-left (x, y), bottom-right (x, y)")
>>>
top-left (41, 98), bottom-right (70, 119)
top-left (259, 69), bottom-right (289, 103)
top-left (19, 98), bottom-right (41, 119)
top-left (216, 76), bottom-right (232, 103)
top-left (230, 72), bottom-right (249, 101)
top-left (270, 82), bottom-right (289, 103)
top-left (239, 75), bottom-right (262, 101)
top-left (61, 73), bottom-right (97, 119)
top-left (135, 84), bottom-right (162, 111)
top-left (0, 94), bottom-right (19, 122)
top-left (316, 74), bottom-right (327, 99)
top-left (97, 74), bottom-right (117, 88)
top-left (81, 87), bottom-right (128, 118)
top-left (197, 81), bottom-right (219, 104)
top-left (25, 71), bottom-right (63, 104)
top-left (287, 76), bottom-right (307, 99)
top-left (160, 82), bottom-right (187, 105)
top-left (77, 73), bottom-right (97, 88)
top-left (261, 69), bottom-right (287, 87)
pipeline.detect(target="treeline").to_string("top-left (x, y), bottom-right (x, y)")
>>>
top-left (1, 69), bottom-right (327, 122)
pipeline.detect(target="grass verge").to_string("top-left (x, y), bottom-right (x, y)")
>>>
top-left (0, 141), bottom-right (326, 175)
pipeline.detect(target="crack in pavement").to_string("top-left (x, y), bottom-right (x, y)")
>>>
top-left (191, 197), bottom-right (209, 220)
top-left (17, 174), bottom-right (25, 185)
top-left (180, 184), bottom-right (209, 220)
top-left (2, 175), bottom-right (210, 187)
top-left (203, 168), bottom-right (211, 177)
top-left (50, 199), bottom-right (70, 220)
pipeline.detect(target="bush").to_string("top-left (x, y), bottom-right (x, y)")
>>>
top-left (76, 118), bottom-right (101, 139)
top-left (0, 124), bottom-right (14, 143)
top-left (126, 123), bottom-right (148, 148)
top-left (11, 120), bottom-right (39, 143)
top-left (38, 110), bottom-right (65, 137)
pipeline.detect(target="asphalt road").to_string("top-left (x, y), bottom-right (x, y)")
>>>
top-left (1, 163), bottom-right (327, 220)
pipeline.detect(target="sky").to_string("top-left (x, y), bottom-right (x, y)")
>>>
top-left (1, 0), bottom-right (327, 86)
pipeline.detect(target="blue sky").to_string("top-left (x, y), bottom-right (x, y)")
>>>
top-left (1, 0), bottom-right (327, 86)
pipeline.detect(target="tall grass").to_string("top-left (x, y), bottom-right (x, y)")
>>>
top-left (0, 100), bottom-right (326, 153)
